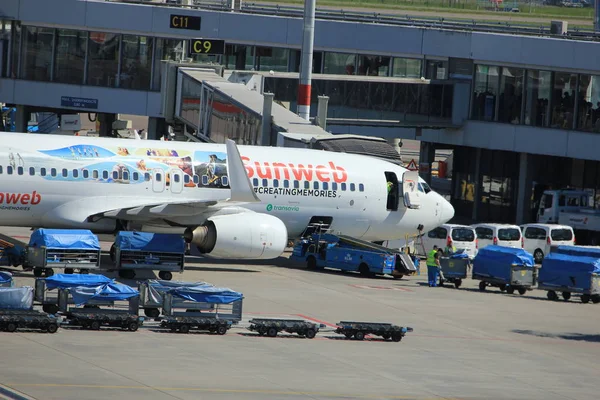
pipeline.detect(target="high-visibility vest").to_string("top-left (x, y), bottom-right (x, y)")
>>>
top-left (426, 249), bottom-right (437, 267)
top-left (446, 245), bottom-right (456, 254)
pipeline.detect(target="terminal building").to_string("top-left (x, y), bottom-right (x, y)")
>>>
top-left (1, 0), bottom-right (600, 227)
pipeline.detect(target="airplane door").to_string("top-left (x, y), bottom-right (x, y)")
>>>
top-left (152, 169), bottom-right (165, 193)
top-left (170, 169), bottom-right (183, 194)
top-left (402, 171), bottom-right (421, 209)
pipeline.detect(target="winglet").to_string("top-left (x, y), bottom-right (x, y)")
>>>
top-left (226, 139), bottom-right (260, 203)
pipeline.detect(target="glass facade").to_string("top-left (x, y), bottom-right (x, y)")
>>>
top-left (323, 52), bottom-right (356, 75)
top-left (20, 26), bottom-right (54, 81)
top-left (392, 58), bottom-right (422, 78)
top-left (178, 74), bottom-right (202, 127)
top-left (472, 65), bottom-right (499, 121)
top-left (120, 35), bottom-right (153, 90)
top-left (209, 92), bottom-right (261, 145)
top-left (54, 29), bottom-right (87, 85)
top-left (524, 70), bottom-right (551, 127)
top-left (498, 67), bottom-right (523, 124)
top-left (86, 32), bottom-right (119, 87)
top-left (577, 75), bottom-right (600, 132)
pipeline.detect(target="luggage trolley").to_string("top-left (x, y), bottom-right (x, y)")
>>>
top-left (0, 286), bottom-right (60, 333)
top-left (34, 273), bottom-right (113, 314)
top-left (25, 229), bottom-right (101, 277)
top-left (335, 321), bottom-right (413, 342)
top-left (537, 249), bottom-right (600, 304)
top-left (247, 318), bottom-right (323, 338)
top-left (138, 279), bottom-right (211, 318)
top-left (157, 282), bottom-right (244, 335)
top-left (472, 246), bottom-right (537, 295)
top-left (0, 271), bottom-right (13, 287)
top-left (439, 252), bottom-right (470, 288)
top-left (110, 232), bottom-right (185, 280)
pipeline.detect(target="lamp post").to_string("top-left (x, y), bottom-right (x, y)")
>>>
top-left (297, 0), bottom-right (316, 120)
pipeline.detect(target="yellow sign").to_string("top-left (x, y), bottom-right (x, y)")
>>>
top-left (170, 14), bottom-right (201, 31)
top-left (188, 39), bottom-right (225, 55)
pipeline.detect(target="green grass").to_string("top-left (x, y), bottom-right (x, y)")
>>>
top-left (255, 0), bottom-right (595, 22)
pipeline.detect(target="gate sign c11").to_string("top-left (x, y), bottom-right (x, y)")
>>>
top-left (188, 39), bottom-right (226, 55)
top-left (61, 96), bottom-right (98, 110)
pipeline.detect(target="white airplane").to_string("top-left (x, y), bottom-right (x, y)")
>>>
top-left (0, 132), bottom-right (454, 259)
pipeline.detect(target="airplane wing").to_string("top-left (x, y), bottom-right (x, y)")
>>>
top-left (51, 139), bottom-right (261, 225)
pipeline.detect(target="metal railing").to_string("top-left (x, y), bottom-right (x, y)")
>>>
top-left (106, 0), bottom-right (600, 41)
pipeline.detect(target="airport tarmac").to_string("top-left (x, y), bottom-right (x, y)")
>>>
top-left (0, 226), bottom-right (598, 400)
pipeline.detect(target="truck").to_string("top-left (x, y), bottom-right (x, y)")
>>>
top-left (536, 189), bottom-right (600, 246)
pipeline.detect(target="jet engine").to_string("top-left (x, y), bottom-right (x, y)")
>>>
top-left (183, 213), bottom-right (288, 260)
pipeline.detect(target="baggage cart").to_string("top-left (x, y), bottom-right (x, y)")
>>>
top-left (0, 271), bottom-right (13, 287)
top-left (439, 253), bottom-right (470, 288)
top-left (65, 308), bottom-right (141, 331)
top-left (335, 321), bottom-right (413, 342)
top-left (138, 279), bottom-right (216, 318)
top-left (247, 318), bottom-right (322, 338)
top-left (25, 229), bottom-right (101, 277)
top-left (538, 250), bottom-right (600, 304)
top-left (0, 309), bottom-right (59, 333)
top-left (157, 282), bottom-right (243, 334)
top-left (34, 274), bottom-right (114, 314)
top-left (110, 232), bottom-right (185, 280)
top-left (472, 246), bottom-right (536, 295)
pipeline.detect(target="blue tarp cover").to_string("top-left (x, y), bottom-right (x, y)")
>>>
top-left (553, 245), bottom-right (600, 259)
top-left (169, 285), bottom-right (243, 304)
top-left (473, 246), bottom-right (534, 281)
top-left (0, 271), bottom-right (12, 284)
top-left (539, 253), bottom-right (600, 291)
top-left (0, 287), bottom-right (33, 309)
top-left (70, 282), bottom-right (139, 306)
top-left (450, 251), bottom-right (469, 259)
top-left (29, 229), bottom-right (100, 250)
top-left (115, 232), bottom-right (185, 253)
top-left (45, 273), bottom-right (113, 290)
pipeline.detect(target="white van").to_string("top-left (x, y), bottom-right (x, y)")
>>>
top-left (422, 224), bottom-right (478, 259)
top-left (520, 223), bottom-right (575, 263)
top-left (471, 223), bottom-right (523, 250)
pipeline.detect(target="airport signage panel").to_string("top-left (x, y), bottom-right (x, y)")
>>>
top-left (170, 14), bottom-right (201, 31)
top-left (61, 96), bottom-right (98, 110)
top-left (187, 39), bottom-right (226, 55)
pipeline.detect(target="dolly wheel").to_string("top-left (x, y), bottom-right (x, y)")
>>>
top-left (344, 333), bottom-right (353, 339)
top-left (144, 308), bottom-right (160, 319)
top-left (46, 323), bottom-right (59, 334)
top-left (44, 268), bottom-right (54, 277)
top-left (307, 256), bottom-right (317, 270)
top-left (267, 327), bottom-right (278, 337)
top-left (506, 287), bottom-right (515, 295)
top-left (392, 333), bottom-right (403, 342)
top-left (33, 268), bottom-right (43, 278)
top-left (6, 323), bottom-right (17, 333)
top-left (561, 292), bottom-right (571, 301)
top-left (518, 288), bottom-right (527, 295)
top-left (547, 291), bottom-right (558, 301)
top-left (581, 294), bottom-right (590, 304)
top-left (109, 244), bottom-right (116, 262)
top-left (454, 279), bottom-right (462, 289)
top-left (216, 325), bottom-right (228, 335)
top-left (592, 295), bottom-right (600, 304)
top-left (158, 271), bottom-right (173, 281)
top-left (354, 331), bottom-right (365, 341)
top-left (64, 268), bottom-right (74, 274)
top-left (305, 328), bottom-right (316, 339)
top-left (90, 321), bottom-right (100, 330)
top-left (478, 281), bottom-right (486, 291)
top-left (128, 322), bottom-right (139, 332)
top-left (179, 324), bottom-right (190, 334)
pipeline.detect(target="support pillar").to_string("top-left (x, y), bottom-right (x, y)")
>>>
top-left (316, 95), bottom-right (329, 129)
top-left (98, 113), bottom-right (116, 137)
top-left (418, 141), bottom-right (435, 185)
top-left (516, 152), bottom-right (534, 225)
top-left (261, 92), bottom-right (274, 146)
top-left (15, 105), bottom-right (29, 132)
top-left (471, 148), bottom-right (482, 221)
top-left (297, 0), bottom-right (316, 120)
top-left (147, 117), bottom-right (167, 141)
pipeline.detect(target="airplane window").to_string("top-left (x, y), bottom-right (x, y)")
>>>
top-left (51, 168), bottom-right (56, 177)
top-left (323, 182), bottom-right (328, 190)
top-left (17, 167), bottom-right (23, 175)
top-left (174, 174), bottom-right (180, 183)
top-left (40, 168), bottom-right (46, 176)
top-left (253, 178), bottom-right (259, 187)
top-left (193, 175), bottom-right (199, 184)
top-left (304, 181), bottom-right (310, 189)
top-left (294, 180), bottom-right (300, 189)
top-left (0, 166), bottom-right (3, 174)
top-left (73, 169), bottom-right (79, 178)
top-left (7, 166), bottom-right (13, 175)
top-left (341, 183), bottom-right (347, 191)
top-left (202, 175), bottom-right (209, 185)
top-left (262, 179), bottom-right (268, 187)
top-left (359, 183), bottom-right (364, 192)
top-left (420, 181), bottom-right (432, 194)
top-left (123, 171), bottom-right (129, 181)
top-left (62, 169), bottom-right (68, 177)
top-left (93, 170), bottom-right (99, 179)
top-left (145, 172), bottom-right (151, 181)
top-left (284, 180), bottom-right (289, 188)
top-left (112, 171), bottom-right (119, 180)
top-left (29, 167), bottom-right (35, 176)
top-left (133, 172), bottom-right (139, 181)
top-left (350, 183), bottom-right (355, 192)
top-left (313, 181), bottom-right (319, 189)
top-left (221, 176), bottom-right (228, 186)
top-left (83, 169), bottom-right (89, 179)
top-left (102, 171), bottom-right (108, 180)
top-left (273, 179), bottom-right (279, 188)
top-left (332, 182), bottom-right (338, 191)
top-left (183, 174), bottom-right (190, 184)
top-left (156, 173), bottom-right (162, 182)
top-left (417, 183), bottom-right (424, 193)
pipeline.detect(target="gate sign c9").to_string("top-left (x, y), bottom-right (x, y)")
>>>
top-left (188, 39), bottom-right (226, 55)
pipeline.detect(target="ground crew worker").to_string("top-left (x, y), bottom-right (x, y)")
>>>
top-left (426, 245), bottom-right (439, 287)
top-left (445, 240), bottom-right (457, 256)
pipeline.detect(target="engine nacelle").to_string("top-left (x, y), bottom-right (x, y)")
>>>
top-left (183, 213), bottom-right (288, 260)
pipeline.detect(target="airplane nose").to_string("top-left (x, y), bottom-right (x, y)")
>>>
top-left (440, 198), bottom-right (455, 223)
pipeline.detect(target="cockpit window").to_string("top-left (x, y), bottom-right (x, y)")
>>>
top-left (419, 181), bottom-right (432, 194)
